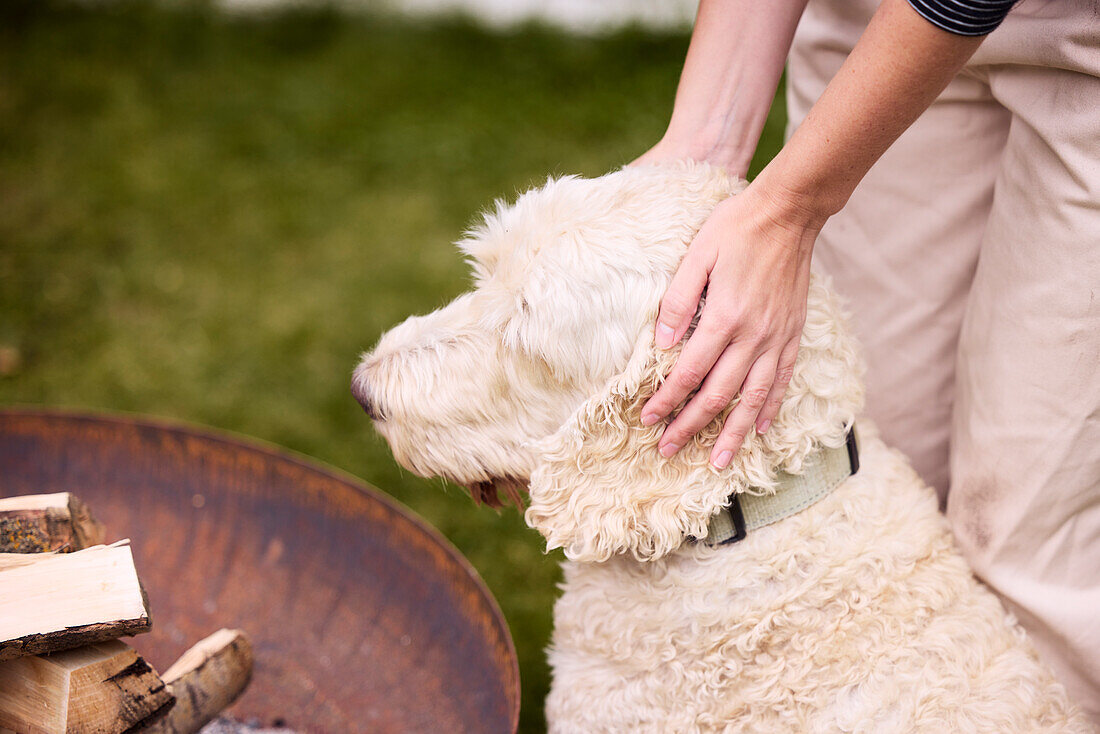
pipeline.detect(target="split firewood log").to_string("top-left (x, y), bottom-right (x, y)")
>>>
top-left (149, 629), bottom-right (254, 734)
top-left (0, 492), bottom-right (106, 553)
top-left (0, 639), bottom-right (174, 734)
top-left (0, 541), bottom-right (151, 662)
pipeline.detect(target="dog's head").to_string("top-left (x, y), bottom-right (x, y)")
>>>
top-left (353, 162), bottom-right (862, 562)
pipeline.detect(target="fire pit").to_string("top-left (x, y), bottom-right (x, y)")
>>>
top-left (0, 409), bottom-right (519, 733)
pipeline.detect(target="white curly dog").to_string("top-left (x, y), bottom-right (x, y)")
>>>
top-left (352, 163), bottom-right (1091, 732)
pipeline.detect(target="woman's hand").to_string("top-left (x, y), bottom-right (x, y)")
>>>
top-left (635, 0), bottom-right (986, 469)
top-left (639, 178), bottom-right (822, 469)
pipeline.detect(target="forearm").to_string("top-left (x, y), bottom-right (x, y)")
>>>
top-left (759, 0), bottom-right (984, 228)
top-left (647, 0), bottom-right (999, 459)
top-left (655, 0), bottom-right (809, 177)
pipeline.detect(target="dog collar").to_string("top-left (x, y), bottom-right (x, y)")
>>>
top-left (702, 426), bottom-right (859, 546)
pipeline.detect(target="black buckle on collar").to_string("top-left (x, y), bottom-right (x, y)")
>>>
top-left (845, 425), bottom-right (860, 476)
top-left (719, 425), bottom-right (859, 546)
top-left (717, 494), bottom-right (747, 545)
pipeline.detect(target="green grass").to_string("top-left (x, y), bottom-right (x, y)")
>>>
top-left (0, 4), bottom-right (785, 730)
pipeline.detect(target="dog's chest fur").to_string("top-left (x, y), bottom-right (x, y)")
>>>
top-left (544, 435), bottom-right (1084, 733)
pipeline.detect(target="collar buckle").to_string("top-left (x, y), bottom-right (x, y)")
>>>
top-left (702, 425), bottom-right (859, 547)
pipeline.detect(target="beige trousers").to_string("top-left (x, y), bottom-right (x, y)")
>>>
top-left (787, 0), bottom-right (1100, 721)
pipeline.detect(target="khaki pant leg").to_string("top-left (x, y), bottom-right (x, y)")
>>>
top-left (947, 60), bottom-right (1100, 722)
top-left (789, 0), bottom-right (1100, 718)
top-left (788, 1), bottom-right (1011, 498)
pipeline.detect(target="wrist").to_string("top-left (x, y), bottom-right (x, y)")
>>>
top-left (657, 122), bottom-right (756, 177)
top-left (712, 179), bottom-right (820, 265)
top-left (748, 180), bottom-right (832, 245)
top-left (752, 150), bottom-right (847, 232)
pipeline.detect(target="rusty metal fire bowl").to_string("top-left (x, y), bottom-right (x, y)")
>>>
top-left (0, 409), bottom-right (520, 733)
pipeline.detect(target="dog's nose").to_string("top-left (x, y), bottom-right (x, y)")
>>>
top-left (351, 373), bottom-right (381, 421)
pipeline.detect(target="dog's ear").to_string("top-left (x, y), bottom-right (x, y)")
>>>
top-left (524, 328), bottom-right (738, 563)
top-left (524, 274), bottom-right (863, 564)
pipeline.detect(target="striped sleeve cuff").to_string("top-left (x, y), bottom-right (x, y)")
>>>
top-left (907, 0), bottom-right (1016, 36)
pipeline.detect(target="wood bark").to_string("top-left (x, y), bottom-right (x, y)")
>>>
top-left (148, 629), bottom-right (253, 734)
top-left (0, 492), bottom-right (106, 553)
top-left (0, 541), bottom-right (151, 662)
top-left (0, 639), bottom-right (174, 734)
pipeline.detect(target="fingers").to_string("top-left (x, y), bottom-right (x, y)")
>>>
top-left (642, 306), bottom-right (740, 428)
top-left (755, 338), bottom-right (799, 435)
top-left (710, 351), bottom-right (780, 469)
top-left (654, 247), bottom-right (712, 350)
top-left (655, 342), bottom-right (757, 458)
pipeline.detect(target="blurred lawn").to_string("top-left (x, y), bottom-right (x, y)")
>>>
top-left (0, 4), bottom-right (785, 731)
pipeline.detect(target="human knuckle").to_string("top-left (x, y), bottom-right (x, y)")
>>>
top-left (662, 292), bottom-right (695, 319)
top-left (723, 429), bottom-right (746, 446)
top-left (674, 367), bottom-right (705, 390)
top-left (744, 322), bottom-right (772, 346)
top-left (706, 302), bottom-right (738, 327)
top-left (646, 396), bottom-right (670, 416)
top-left (702, 392), bottom-right (732, 413)
top-left (774, 366), bottom-right (795, 385)
top-left (741, 387), bottom-right (770, 409)
top-left (666, 427), bottom-right (691, 445)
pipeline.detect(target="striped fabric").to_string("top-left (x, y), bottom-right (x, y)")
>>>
top-left (907, 0), bottom-right (1017, 36)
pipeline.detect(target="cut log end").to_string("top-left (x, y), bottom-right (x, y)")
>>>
top-left (0, 493), bottom-right (106, 553)
top-left (0, 640), bottom-right (174, 734)
top-left (150, 629), bottom-right (254, 734)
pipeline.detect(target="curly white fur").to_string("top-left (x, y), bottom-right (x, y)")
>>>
top-left (354, 162), bottom-right (1092, 732)
top-left (525, 271), bottom-right (862, 563)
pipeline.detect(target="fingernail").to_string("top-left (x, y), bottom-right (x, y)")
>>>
top-left (659, 442), bottom-right (679, 458)
top-left (641, 412), bottom-right (660, 426)
top-left (655, 323), bottom-right (675, 349)
top-left (712, 450), bottom-right (733, 469)
top-left (757, 419), bottom-right (771, 434)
